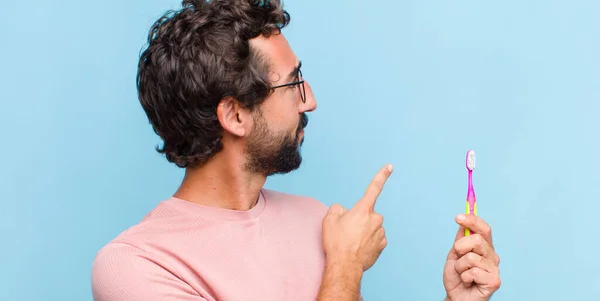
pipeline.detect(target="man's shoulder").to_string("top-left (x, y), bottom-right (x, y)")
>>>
top-left (91, 200), bottom-right (185, 268)
top-left (91, 201), bottom-right (189, 294)
top-left (102, 201), bottom-right (179, 240)
top-left (91, 237), bottom-right (199, 300)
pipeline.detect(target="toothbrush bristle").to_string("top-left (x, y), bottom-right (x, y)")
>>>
top-left (466, 150), bottom-right (476, 170)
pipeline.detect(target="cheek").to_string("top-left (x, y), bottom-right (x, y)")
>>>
top-left (268, 104), bottom-right (299, 128)
top-left (261, 92), bottom-right (301, 130)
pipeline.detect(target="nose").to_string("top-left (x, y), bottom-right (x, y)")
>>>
top-left (300, 81), bottom-right (317, 112)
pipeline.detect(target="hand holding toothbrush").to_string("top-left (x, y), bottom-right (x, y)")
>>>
top-left (443, 214), bottom-right (501, 301)
top-left (442, 150), bottom-right (501, 301)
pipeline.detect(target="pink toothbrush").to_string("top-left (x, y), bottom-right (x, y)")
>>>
top-left (465, 150), bottom-right (477, 236)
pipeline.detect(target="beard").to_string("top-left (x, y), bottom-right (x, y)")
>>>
top-left (243, 110), bottom-right (308, 176)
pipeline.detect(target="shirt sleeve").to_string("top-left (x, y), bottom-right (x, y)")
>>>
top-left (91, 242), bottom-right (207, 301)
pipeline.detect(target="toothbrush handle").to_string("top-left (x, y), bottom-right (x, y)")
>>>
top-left (464, 196), bottom-right (477, 236)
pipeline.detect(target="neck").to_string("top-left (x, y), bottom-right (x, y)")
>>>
top-left (173, 151), bottom-right (266, 211)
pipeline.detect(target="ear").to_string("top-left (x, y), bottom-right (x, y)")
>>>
top-left (217, 97), bottom-right (250, 137)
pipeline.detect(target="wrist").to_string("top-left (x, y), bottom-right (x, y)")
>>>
top-left (326, 253), bottom-right (363, 276)
top-left (317, 255), bottom-right (364, 301)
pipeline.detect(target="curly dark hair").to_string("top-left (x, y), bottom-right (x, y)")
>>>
top-left (136, 0), bottom-right (291, 168)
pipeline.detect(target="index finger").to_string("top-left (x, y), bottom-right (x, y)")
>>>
top-left (455, 214), bottom-right (494, 248)
top-left (354, 164), bottom-right (393, 211)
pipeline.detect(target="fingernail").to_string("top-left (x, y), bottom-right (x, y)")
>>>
top-left (387, 164), bottom-right (393, 172)
top-left (457, 214), bottom-right (466, 221)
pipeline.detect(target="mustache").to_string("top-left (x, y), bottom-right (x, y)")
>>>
top-left (300, 113), bottom-right (308, 128)
top-left (298, 113), bottom-right (308, 131)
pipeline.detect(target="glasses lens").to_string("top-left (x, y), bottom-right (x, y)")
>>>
top-left (299, 70), bottom-right (306, 103)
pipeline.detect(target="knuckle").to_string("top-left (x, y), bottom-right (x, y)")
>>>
top-left (372, 180), bottom-right (383, 191)
top-left (460, 270), bottom-right (471, 282)
top-left (372, 213), bottom-right (384, 225)
top-left (465, 252), bottom-right (477, 262)
top-left (328, 204), bottom-right (344, 213)
top-left (483, 227), bottom-right (492, 237)
top-left (480, 223), bottom-right (492, 236)
top-left (492, 276), bottom-right (502, 289)
top-left (453, 240), bottom-right (461, 253)
top-left (473, 234), bottom-right (484, 245)
top-left (464, 214), bottom-right (477, 224)
top-left (479, 253), bottom-right (486, 263)
top-left (324, 204), bottom-right (344, 220)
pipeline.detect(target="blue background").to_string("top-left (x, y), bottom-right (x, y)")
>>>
top-left (1, 0), bottom-right (598, 300)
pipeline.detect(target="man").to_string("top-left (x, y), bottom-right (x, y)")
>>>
top-left (91, 0), bottom-right (501, 300)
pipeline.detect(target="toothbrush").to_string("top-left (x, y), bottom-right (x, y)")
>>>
top-left (465, 150), bottom-right (477, 236)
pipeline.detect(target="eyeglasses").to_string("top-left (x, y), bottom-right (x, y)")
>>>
top-left (270, 69), bottom-right (306, 103)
